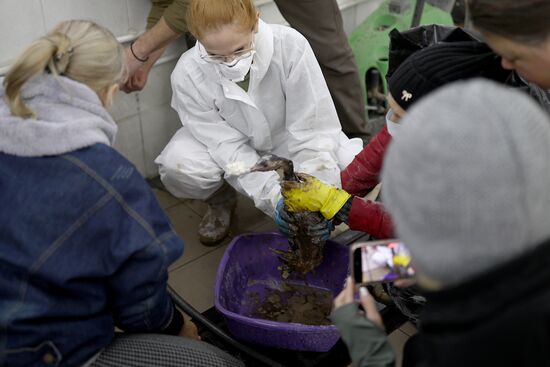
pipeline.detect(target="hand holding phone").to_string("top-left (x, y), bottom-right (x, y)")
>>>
top-left (333, 277), bottom-right (384, 329)
top-left (351, 239), bottom-right (415, 285)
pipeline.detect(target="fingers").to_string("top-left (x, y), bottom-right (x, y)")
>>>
top-left (345, 276), bottom-right (355, 301)
top-left (121, 76), bottom-right (146, 93)
top-left (275, 202), bottom-right (298, 237)
top-left (279, 208), bottom-right (294, 223)
top-left (305, 219), bottom-right (333, 241)
top-left (333, 277), bottom-right (355, 310)
top-left (276, 200), bottom-right (295, 223)
top-left (307, 219), bottom-right (333, 232)
top-left (333, 279), bottom-right (386, 331)
top-left (306, 225), bottom-right (331, 239)
top-left (120, 56), bottom-right (149, 93)
top-left (180, 320), bottom-right (201, 341)
top-left (131, 70), bottom-right (148, 91)
top-left (275, 198), bottom-right (286, 217)
top-left (359, 286), bottom-right (384, 329)
top-left (121, 77), bottom-right (137, 93)
top-left (275, 219), bottom-right (290, 235)
top-left (333, 276), bottom-right (355, 310)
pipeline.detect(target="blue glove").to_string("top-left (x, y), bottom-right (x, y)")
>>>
top-left (306, 219), bottom-right (334, 242)
top-left (275, 198), bottom-right (334, 241)
top-left (275, 197), bottom-right (296, 237)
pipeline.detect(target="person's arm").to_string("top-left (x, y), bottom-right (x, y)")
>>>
top-left (332, 278), bottom-right (396, 367)
top-left (123, 17), bottom-right (180, 92)
top-left (171, 72), bottom-right (281, 216)
top-left (147, 0), bottom-right (189, 35)
top-left (122, 46), bottom-right (167, 93)
top-left (281, 173), bottom-right (394, 238)
top-left (283, 30), bottom-right (346, 187)
top-left (340, 197), bottom-right (395, 239)
top-left (123, 0), bottom-right (187, 92)
top-left (129, 17), bottom-right (180, 65)
top-left (341, 126), bottom-right (392, 197)
top-left (332, 304), bottom-right (396, 367)
top-left (103, 166), bottom-right (187, 335)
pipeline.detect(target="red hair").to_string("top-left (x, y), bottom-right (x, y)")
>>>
top-left (187, 0), bottom-right (257, 39)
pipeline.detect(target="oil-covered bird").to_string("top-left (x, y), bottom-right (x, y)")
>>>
top-left (251, 155), bottom-right (327, 276)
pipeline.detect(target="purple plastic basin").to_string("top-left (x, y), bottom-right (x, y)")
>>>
top-left (214, 232), bottom-right (349, 352)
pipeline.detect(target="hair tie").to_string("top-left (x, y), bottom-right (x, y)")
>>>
top-left (130, 41), bottom-right (149, 62)
top-left (54, 47), bottom-right (73, 75)
top-left (45, 35), bottom-right (73, 75)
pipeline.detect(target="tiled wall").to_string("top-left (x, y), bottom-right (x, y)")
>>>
top-left (0, 0), bottom-right (382, 177)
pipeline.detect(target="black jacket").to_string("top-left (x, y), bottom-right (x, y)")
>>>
top-left (404, 238), bottom-right (550, 367)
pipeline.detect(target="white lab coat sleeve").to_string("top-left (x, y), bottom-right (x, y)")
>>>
top-left (284, 38), bottom-right (346, 188)
top-left (171, 74), bottom-right (281, 216)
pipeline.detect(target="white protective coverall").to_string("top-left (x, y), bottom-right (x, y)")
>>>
top-left (156, 20), bottom-right (363, 216)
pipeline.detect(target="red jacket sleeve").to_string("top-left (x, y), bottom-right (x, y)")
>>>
top-left (341, 126), bottom-right (392, 197)
top-left (347, 196), bottom-right (395, 239)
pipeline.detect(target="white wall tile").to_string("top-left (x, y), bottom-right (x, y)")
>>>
top-left (114, 115), bottom-right (146, 174)
top-left (109, 91), bottom-right (139, 121)
top-left (355, 0), bottom-right (385, 26)
top-left (140, 104), bottom-right (182, 177)
top-left (0, 0), bottom-right (45, 68)
top-left (127, 0), bottom-right (151, 34)
top-left (41, 0), bottom-right (129, 37)
top-left (1, 0), bottom-right (379, 178)
top-left (138, 59), bottom-right (178, 111)
top-left (257, 3), bottom-right (287, 25)
top-left (341, 5), bottom-right (358, 35)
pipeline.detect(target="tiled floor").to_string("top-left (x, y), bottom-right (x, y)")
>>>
top-left (153, 186), bottom-right (414, 366)
top-left (152, 188), bottom-right (278, 313)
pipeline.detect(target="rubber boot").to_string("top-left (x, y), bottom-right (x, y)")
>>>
top-left (198, 183), bottom-right (237, 246)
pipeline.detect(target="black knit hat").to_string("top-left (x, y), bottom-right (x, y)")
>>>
top-left (388, 41), bottom-right (511, 110)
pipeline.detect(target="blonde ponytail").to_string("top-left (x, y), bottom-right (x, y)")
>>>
top-left (3, 20), bottom-right (124, 119)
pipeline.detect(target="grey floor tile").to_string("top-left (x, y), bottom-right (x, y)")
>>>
top-left (168, 245), bottom-right (228, 313)
top-left (166, 203), bottom-right (222, 271)
top-left (232, 193), bottom-right (272, 232)
top-left (169, 191), bottom-right (271, 232)
top-left (248, 217), bottom-right (279, 233)
top-left (164, 190), bottom-right (278, 271)
top-left (179, 197), bottom-right (208, 217)
top-left (152, 188), bottom-right (181, 210)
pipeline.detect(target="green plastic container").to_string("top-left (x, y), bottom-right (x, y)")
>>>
top-left (349, 0), bottom-right (453, 116)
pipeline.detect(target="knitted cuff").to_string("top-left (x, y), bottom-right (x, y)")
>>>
top-left (334, 197), bottom-right (353, 224)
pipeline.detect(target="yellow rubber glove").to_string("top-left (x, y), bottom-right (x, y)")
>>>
top-left (281, 173), bottom-right (351, 219)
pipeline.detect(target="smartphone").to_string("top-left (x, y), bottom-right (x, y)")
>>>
top-left (351, 239), bottom-right (415, 285)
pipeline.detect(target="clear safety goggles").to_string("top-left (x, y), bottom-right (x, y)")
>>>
top-left (199, 41), bottom-right (256, 67)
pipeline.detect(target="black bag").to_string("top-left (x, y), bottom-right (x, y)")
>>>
top-left (386, 24), bottom-right (479, 79)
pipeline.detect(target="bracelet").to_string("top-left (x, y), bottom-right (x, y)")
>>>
top-left (130, 41), bottom-right (149, 63)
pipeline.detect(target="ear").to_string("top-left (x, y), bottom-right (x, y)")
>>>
top-left (99, 84), bottom-right (119, 108)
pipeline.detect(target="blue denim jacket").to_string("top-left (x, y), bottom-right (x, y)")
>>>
top-left (0, 144), bottom-right (184, 367)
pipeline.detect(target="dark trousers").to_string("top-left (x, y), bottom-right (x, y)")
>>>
top-left (274, 0), bottom-right (369, 136)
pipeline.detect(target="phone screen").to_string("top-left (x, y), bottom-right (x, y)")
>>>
top-left (352, 240), bottom-right (415, 284)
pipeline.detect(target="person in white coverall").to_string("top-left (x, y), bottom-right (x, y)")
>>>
top-left (155, 0), bottom-right (362, 245)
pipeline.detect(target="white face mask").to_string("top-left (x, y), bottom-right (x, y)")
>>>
top-left (217, 52), bottom-right (255, 82)
top-left (385, 109), bottom-right (401, 138)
